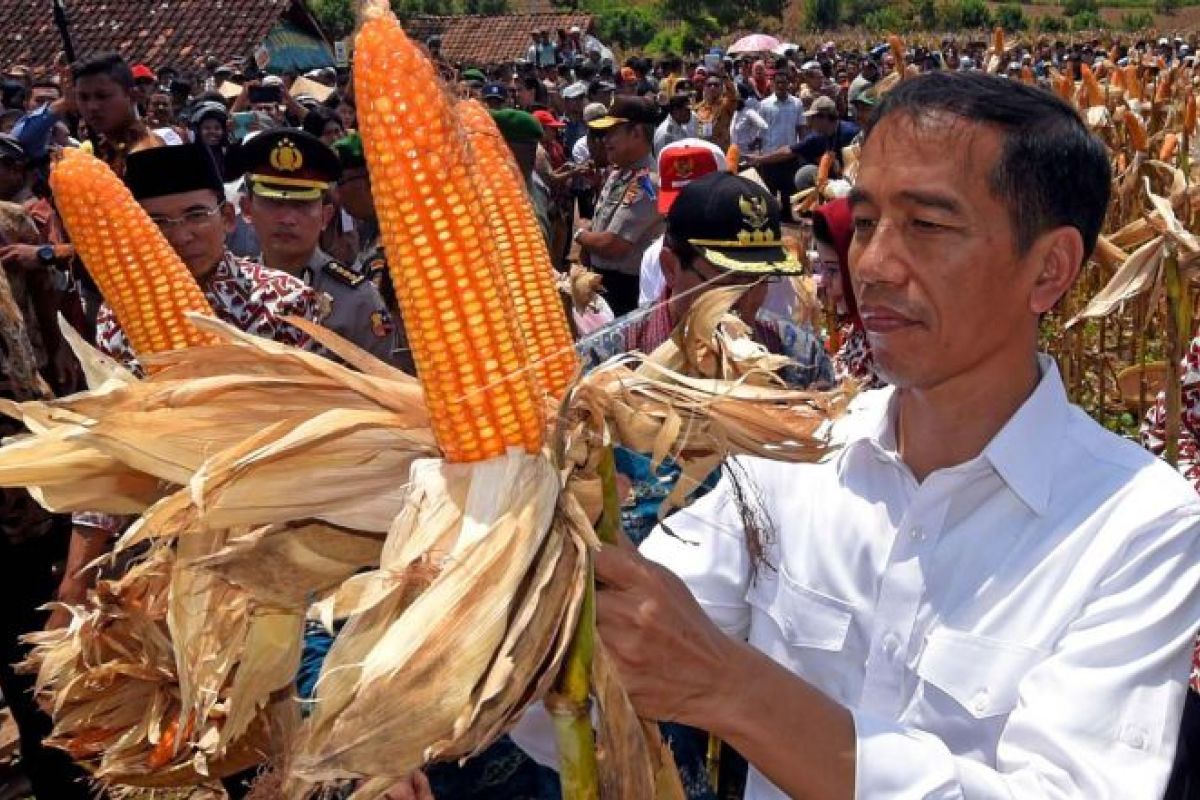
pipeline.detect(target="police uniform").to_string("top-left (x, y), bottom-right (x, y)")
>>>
top-left (302, 246), bottom-right (401, 366)
top-left (584, 98), bottom-right (666, 315)
top-left (237, 129), bottom-right (404, 368)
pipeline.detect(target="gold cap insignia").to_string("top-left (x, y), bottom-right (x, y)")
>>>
top-left (736, 194), bottom-right (776, 245)
top-left (269, 138), bottom-right (304, 172)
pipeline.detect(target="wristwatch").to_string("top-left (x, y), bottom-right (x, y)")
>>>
top-left (36, 244), bottom-right (57, 266)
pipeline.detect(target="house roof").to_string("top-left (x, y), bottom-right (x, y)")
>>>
top-left (0, 0), bottom-right (324, 76)
top-left (405, 13), bottom-right (594, 67)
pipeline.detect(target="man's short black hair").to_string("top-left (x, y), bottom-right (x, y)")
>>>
top-left (72, 52), bottom-right (134, 90)
top-left (865, 71), bottom-right (1110, 261)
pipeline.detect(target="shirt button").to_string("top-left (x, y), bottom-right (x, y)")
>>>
top-left (910, 526), bottom-right (926, 541)
top-left (881, 633), bottom-right (901, 659)
top-left (972, 690), bottom-right (989, 715)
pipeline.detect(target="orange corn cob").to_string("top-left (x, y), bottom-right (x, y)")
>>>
top-left (816, 151), bottom-right (835, 187)
top-left (992, 27), bottom-right (1004, 59)
top-left (457, 99), bottom-right (578, 399)
top-left (1125, 65), bottom-right (1143, 101)
top-left (1020, 66), bottom-right (1035, 86)
top-left (1160, 133), bottom-right (1179, 162)
top-left (49, 149), bottom-right (220, 369)
top-left (1054, 73), bottom-right (1074, 104)
top-left (1112, 68), bottom-right (1125, 92)
top-left (354, 1), bottom-right (543, 463)
top-left (888, 35), bottom-right (906, 76)
top-left (1081, 64), bottom-right (1104, 108)
top-left (1125, 112), bottom-right (1148, 152)
top-left (1186, 93), bottom-right (1197, 137)
top-left (725, 144), bottom-right (740, 173)
top-left (1155, 67), bottom-right (1175, 104)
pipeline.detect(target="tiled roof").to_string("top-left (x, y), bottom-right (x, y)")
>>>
top-left (405, 13), bottom-right (594, 67)
top-left (0, 0), bottom-right (316, 75)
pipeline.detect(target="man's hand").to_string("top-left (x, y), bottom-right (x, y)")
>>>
top-left (0, 244), bottom-right (45, 272)
top-left (745, 153), bottom-right (764, 168)
top-left (381, 771), bottom-right (433, 800)
top-left (594, 545), bottom-right (736, 727)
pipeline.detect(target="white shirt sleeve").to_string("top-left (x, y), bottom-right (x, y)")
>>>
top-left (853, 509), bottom-right (1200, 799)
top-left (639, 461), bottom-right (755, 639)
top-left (638, 236), bottom-right (665, 307)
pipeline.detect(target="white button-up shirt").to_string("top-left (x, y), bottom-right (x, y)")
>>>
top-left (640, 357), bottom-right (1200, 799)
top-left (757, 93), bottom-right (804, 152)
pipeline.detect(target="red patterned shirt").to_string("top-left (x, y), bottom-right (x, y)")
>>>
top-left (833, 324), bottom-right (886, 390)
top-left (76, 253), bottom-right (319, 535)
top-left (95, 252), bottom-right (318, 375)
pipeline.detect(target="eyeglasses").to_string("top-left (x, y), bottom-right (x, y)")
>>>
top-left (148, 205), bottom-right (223, 231)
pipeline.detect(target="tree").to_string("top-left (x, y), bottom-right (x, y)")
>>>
top-left (995, 3), bottom-right (1028, 30)
top-left (310, 0), bottom-right (356, 40)
top-left (1120, 10), bottom-right (1155, 28)
top-left (842, 0), bottom-right (888, 26)
top-left (1070, 8), bottom-right (1105, 28)
top-left (592, 4), bottom-right (660, 49)
top-left (802, 0), bottom-right (842, 30)
top-left (911, 0), bottom-right (938, 30)
top-left (462, 0), bottom-right (510, 12)
top-left (1035, 13), bottom-right (1069, 31)
top-left (1153, 0), bottom-right (1179, 15)
top-left (864, 6), bottom-right (906, 32)
top-left (1062, 0), bottom-right (1098, 17)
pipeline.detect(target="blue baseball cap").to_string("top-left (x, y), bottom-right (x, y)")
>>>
top-left (482, 83), bottom-right (507, 101)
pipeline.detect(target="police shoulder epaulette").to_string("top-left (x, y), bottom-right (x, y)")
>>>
top-left (324, 260), bottom-right (366, 287)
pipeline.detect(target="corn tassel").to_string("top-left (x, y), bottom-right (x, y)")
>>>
top-left (49, 148), bottom-right (221, 368)
top-left (354, 2), bottom-right (544, 463)
top-left (457, 100), bottom-right (578, 399)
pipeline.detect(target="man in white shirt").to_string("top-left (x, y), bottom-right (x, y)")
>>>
top-left (755, 70), bottom-right (804, 221)
top-left (653, 93), bottom-right (698, 157)
top-left (587, 71), bottom-right (1200, 798)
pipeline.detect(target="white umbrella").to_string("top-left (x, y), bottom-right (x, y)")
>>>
top-left (728, 34), bottom-right (782, 55)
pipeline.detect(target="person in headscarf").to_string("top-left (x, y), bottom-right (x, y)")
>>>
top-left (190, 100), bottom-right (232, 179)
top-left (751, 59), bottom-right (771, 99)
top-left (811, 196), bottom-right (884, 388)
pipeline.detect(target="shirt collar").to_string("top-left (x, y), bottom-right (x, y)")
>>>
top-left (842, 354), bottom-right (1068, 515)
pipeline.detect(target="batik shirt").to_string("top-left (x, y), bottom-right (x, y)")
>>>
top-left (94, 252), bottom-right (317, 374)
top-left (76, 253), bottom-right (318, 535)
top-left (833, 324), bottom-right (886, 390)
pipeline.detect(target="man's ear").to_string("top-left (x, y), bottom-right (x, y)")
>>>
top-left (321, 200), bottom-right (336, 229)
top-left (238, 193), bottom-right (253, 224)
top-left (1028, 225), bottom-right (1084, 315)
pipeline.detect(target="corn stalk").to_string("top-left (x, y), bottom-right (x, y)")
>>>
top-left (551, 444), bottom-right (621, 800)
top-left (1163, 244), bottom-right (1188, 466)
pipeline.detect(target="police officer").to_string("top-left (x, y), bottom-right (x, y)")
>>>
top-left (574, 96), bottom-right (664, 316)
top-left (236, 129), bottom-right (402, 367)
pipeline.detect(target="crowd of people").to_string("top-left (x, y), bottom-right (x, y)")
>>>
top-left (0, 23), bottom-right (1199, 800)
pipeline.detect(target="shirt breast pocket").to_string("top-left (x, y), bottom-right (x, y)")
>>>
top-left (745, 568), bottom-right (853, 651)
top-left (916, 627), bottom-right (1046, 722)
